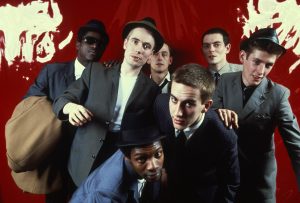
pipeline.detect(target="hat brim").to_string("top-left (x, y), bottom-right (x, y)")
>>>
top-left (118, 135), bottom-right (165, 147)
top-left (240, 37), bottom-right (286, 55)
top-left (122, 21), bottom-right (164, 53)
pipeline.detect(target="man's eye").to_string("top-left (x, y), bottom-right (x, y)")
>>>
top-left (143, 43), bottom-right (151, 50)
top-left (203, 44), bottom-right (210, 49)
top-left (136, 157), bottom-right (146, 164)
top-left (155, 151), bottom-right (163, 159)
top-left (214, 43), bottom-right (221, 48)
top-left (170, 96), bottom-right (177, 103)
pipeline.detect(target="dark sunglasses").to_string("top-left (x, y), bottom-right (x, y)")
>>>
top-left (82, 36), bottom-right (102, 46)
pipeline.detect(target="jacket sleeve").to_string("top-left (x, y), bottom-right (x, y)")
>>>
top-left (276, 87), bottom-right (300, 191)
top-left (24, 65), bottom-right (49, 99)
top-left (52, 65), bottom-right (91, 120)
top-left (217, 130), bottom-right (240, 203)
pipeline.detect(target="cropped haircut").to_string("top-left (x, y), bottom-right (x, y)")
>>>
top-left (202, 27), bottom-right (230, 45)
top-left (170, 63), bottom-right (215, 102)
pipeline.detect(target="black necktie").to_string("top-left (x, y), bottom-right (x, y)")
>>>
top-left (214, 72), bottom-right (220, 86)
top-left (176, 130), bottom-right (186, 146)
top-left (159, 79), bottom-right (169, 91)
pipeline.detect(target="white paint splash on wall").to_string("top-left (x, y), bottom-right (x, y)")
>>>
top-left (0, 0), bottom-right (72, 68)
top-left (237, 0), bottom-right (300, 73)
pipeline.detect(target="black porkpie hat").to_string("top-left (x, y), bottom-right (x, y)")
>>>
top-left (122, 17), bottom-right (164, 53)
top-left (240, 27), bottom-right (286, 54)
top-left (78, 19), bottom-right (109, 46)
top-left (118, 125), bottom-right (165, 147)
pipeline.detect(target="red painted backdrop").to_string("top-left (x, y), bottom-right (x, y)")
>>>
top-left (1, 0), bottom-right (300, 202)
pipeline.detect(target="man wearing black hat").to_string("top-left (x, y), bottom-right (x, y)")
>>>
top-left (53, 17), bottom-right (163, 190)
top-left (24, 19), bottom-right (109, 203)
top-left (70, 124), bottom-right (165, 203)
top-left (212, 28), bottom-right (300, 203)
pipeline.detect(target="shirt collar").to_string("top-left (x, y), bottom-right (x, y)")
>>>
top-left (175, 113), bottom-right (205, 140)
top-left (150, 71), bottom-right (171, 86)
top-left (74, 58), bottom-right (86, 80)
top-left (209, 62), bottom-right (229, 75)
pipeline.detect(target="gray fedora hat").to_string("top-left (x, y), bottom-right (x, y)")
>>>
top-left (122, 17), bottom-right (164, 53)
top-left (240, 28), bottom-right (286, 54)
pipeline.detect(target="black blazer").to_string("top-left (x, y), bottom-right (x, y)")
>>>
top-left (154, 94), bottom-right (240, 203)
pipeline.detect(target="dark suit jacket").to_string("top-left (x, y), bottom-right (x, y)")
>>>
top-left (23, 61), bottom-right (77, 193)
top-left (154, 94), bottom-right (240, 203)
top-left (212, 71), bottom-right (300, 203)
top-left (70, 150), bottom-right (161, 203)
top-left (25, 61), bottom-right (75, 101)
top-left (53, 63), bottom-right (160, 186)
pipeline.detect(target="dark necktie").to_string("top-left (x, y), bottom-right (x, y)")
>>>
top-left (214, 72), bottom-right (220, 86)
top-left (159, 79), bottom-right (169, 91)
top-left (176, 130), bottom-right (186, 147)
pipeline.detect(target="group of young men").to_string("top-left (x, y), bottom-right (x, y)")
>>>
top-left (24, 17), bottom-right (300, 203)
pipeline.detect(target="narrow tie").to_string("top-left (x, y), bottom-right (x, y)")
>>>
top-left (159, 79), bottom-right (169, 91)
top-left (214, 72), bottom-right (220, 86)
top-left (176, 130), bottom-right (186, 146)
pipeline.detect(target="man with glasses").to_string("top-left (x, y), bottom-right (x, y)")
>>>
top-left (201, 27), bottom-right (242, 85)
top-left (24, 19), bottom-right (109, 203)
top-left (53, 17), bottom-right (163, 192)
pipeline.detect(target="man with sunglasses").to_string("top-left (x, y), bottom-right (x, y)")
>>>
top-left (53, 17), bottom-right (163, 192)
top-left (24, 19), bottom-right (109, 203)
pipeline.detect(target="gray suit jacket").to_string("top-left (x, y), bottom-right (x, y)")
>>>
top-left (53, 63), bottom-right (159, 186)
top-left (212, 71), bottom-right (300, 202)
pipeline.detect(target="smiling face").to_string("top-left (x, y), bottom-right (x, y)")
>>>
top-left (76, 31), bottom-right (105, 65)
top-left (169, 81), bottom-right (212, 130)
top-left (126, 141), bottom-right (164, 182)
top-left (149, 43), bottom-right (172, 74)
top-left (202, 33), bottom-right (231, 71)
top-left (240, 49), bottom-right (278, 86)
top-left (123, 27), bottom-right (155, 69)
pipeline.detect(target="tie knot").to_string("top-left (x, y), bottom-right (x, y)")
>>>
top-left (214, 72), bottom-right (220, 85)
top-left (177, 130), bottom-right (186, 145)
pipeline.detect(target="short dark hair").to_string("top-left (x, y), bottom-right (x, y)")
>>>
top-left (241, 39), bottom-right (284, 57)
top-left (170, 63), bottom-right (215, 102)
top-left (202, 27), bottom-right (230, 45)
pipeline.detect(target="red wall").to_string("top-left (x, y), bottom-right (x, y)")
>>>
top-left (1, 0), bottom-right (300, 202)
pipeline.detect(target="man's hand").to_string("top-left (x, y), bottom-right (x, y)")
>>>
top-left (63, 103), bottom-right (93, 126)
top-left (217, 109), bottom-right (239, 129)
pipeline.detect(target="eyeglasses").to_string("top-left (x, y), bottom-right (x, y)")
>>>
top-left (82, 36), bottom-right (102, 46)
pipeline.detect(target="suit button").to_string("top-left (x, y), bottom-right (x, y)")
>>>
top-left (105, 121), bottom-right (110, 125)
top-left (99, 138), bottom-right (104, 142)
top-left (92, 154), bottom-right (96, 159)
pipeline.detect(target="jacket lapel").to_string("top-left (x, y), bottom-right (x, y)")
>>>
top-left (110, 64), bottom-right (121, 117)
top-left (239, 77), bottom-right (269, 120)
top-left (125, 72), bottom-right (146, 110)
top-left (230, 73), bottom-right (244, 114)
top-left (63, 61), bottom-right (75, 86)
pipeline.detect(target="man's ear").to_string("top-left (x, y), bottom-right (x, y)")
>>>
top-left (76, 41), bottom-right (80, 51)
top-left (225, 43), bottom-right (231, 54)
top-left (239, 50), bottom-right (246, 64)
top-left (169, 56), bottom-right (173, 65)
top-left (203, 99), bottom-right (213, 113)
top-left (123, 38), bottom-right (128, 50)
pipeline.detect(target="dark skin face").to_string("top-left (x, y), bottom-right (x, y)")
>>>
top-left (76, 31), bottom-right (105, 66)
top-left (125, 141), bottom-right (164, 182)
